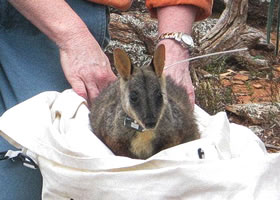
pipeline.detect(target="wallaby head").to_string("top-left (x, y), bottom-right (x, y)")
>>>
top-left (113, 44), bottom-right (167, 130)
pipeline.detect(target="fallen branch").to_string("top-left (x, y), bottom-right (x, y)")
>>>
top-left (265, 143), bottom-right (280, 150)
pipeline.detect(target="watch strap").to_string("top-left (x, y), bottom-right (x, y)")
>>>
top-left (158, 32), bottom-right (194, 52)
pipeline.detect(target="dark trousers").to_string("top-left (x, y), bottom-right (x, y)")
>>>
top-left (0, 0), bottom-right (109, 199)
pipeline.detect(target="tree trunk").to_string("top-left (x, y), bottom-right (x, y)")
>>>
top-left (192, 0), bottom-right (274, 69)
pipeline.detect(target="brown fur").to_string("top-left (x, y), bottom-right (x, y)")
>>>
top-left (89, 45), bottom-right (200, 159)
top-left (130, 130), bottom-right (156, 159)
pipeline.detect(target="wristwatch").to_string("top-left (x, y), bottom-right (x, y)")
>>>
top-left (158, 32), bottom-right (194, 52)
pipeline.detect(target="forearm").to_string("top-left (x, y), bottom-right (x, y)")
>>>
top-left (157, 5), bottom-right (197, 36)
top-left (9, 0), bottom-right (91, 48)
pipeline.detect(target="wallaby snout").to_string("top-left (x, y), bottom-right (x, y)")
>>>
top-left (143, 113), bottom-right (157, 129)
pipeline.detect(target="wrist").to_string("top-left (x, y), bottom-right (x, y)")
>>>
top-left (57, 26), bottom-right (93, 50)
top-left (158, 39), bottom-right (190, 59)
top-left (158, 39), bottom-right (190, 70)
top-left (158, 32), bottom-right (194, 53)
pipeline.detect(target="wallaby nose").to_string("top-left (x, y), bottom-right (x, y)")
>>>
top-left (144, 116), bottom-right (157, 128)
top-left (144, 113), bottom-right (157, 129)
top-left (144, 121), bottom-right (157, 129)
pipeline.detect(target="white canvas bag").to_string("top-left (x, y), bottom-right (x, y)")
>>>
top-left (0, 90), bottom-right (279, 200)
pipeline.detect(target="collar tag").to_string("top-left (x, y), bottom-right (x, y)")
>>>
top-left (124, 117), bottom-right (144, 132)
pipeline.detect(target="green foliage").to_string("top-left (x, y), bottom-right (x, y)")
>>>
top-left (195, 58), bottom-right (236, 115)
top-left (195, 79), bottom-right (236, 115)
top-left (204, 57), bottom-right (229, 75)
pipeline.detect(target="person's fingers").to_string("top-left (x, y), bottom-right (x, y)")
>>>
top-left (87, 84), bottom-right (100, 105)
top-left (70, 77), bottom-right (88, 101)
top-left (92, 68), bottom-right (116, 91)
top-left (79, 64), bottom-right (116, 101)
top-left (183, 70), bottom-right (195, 106)
top-left (164, 65), bottom-right (195, 108)
top-left (186, 83), bottom-right (195, 108)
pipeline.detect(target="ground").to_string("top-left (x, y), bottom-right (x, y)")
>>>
top-left (195, 29), bottom-right (280, 153)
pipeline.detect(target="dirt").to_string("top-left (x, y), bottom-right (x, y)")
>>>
top-left (225, 71), bottom-right (280, 153)
top-left (212, 37), bottom-right (280, 153)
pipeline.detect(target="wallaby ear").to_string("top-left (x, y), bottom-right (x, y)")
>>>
top-left (152, 44), bottom-right (165, 77)
top-left (113, 48), bottom-right (132, 80)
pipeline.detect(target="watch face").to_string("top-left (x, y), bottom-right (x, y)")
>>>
top-left (182, 34), bottom-right (194, 47)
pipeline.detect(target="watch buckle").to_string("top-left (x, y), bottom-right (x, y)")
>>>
top-left (174, 32), bottom-right (183, 42)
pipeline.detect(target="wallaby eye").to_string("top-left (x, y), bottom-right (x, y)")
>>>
top-left (129, 91), bottom-right (138, 104)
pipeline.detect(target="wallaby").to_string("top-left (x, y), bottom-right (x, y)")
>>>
top-left (89, 44), bottom-right (200, 159)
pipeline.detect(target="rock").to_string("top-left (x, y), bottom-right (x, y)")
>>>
top-left (106, 0), bottom-right (155, 68)
top-left (231, 85), bottom-right (249, 95)
top-left (232, 80), bottom-right (245, 85)
top-left (226, 103), bottom-right (280, 125)
top-left (220, 79), bottom-right (232, 87)
top-left (233, 74), bottom-right (249, 81)
top-left (193, 18), bottom-right (218, 45)
top-left (109, 0), bottom-right (148, 14)
top-left (129, 0), bottom-right (148, 12)
top-left (219, 69), bottom-right (236, 78)
top-left (105, 12), bottom-right (158, 68)
top-left (252, 83), bottom-right (263, 89)
top-left (249, 125), bottom-right (264, 137)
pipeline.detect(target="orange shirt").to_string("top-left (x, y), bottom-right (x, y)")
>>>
top-left (87, 0), bottom-right (133, 11)
top-left (146, 0), bottom-right (213, 21)
top-left (88, 0), bottom-right (213, 21)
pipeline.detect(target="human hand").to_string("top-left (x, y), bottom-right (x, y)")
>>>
top-left (59, 32), bottom-right (117, 104)
top-left (160, 40), bottom-right (195, 107)
top-left (8, 0), bottom-right (117, 104)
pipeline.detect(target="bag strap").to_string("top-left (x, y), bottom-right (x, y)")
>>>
top-left (0, 150), bottom-right (38, 169)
